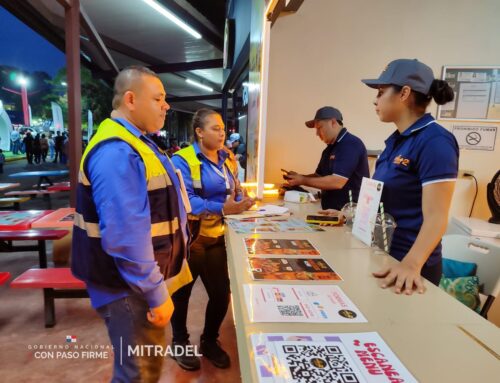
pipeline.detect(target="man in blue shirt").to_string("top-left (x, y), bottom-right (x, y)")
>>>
top-left (72, 66), bottom-right (191, 382)
top-left (286, 106), bottom-right (369, 209)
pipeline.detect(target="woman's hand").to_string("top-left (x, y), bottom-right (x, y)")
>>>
top-left (223, 192), bottom-right (255, 215)
top-left (373, 260), bottom-right (426, 295)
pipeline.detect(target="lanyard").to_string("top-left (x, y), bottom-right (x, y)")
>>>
top-left (208, 161), bottom-right (233, 199)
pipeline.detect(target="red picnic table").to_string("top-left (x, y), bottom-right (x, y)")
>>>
top-left (31, 208), bottom-right (74, 228)
top-left (0, 210), bottom-right (69, 268)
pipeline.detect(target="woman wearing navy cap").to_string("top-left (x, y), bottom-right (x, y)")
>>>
top-left (361, 59), bottom-right (459, 295)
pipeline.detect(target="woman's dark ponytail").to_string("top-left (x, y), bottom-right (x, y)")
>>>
top-left (429, 79), bottom-right (454, 105)
top-left (191, 108), bottom-right (218, 142)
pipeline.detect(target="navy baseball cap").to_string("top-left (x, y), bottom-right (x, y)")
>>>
top-left (305, 106), bottom-right (343, 128)
top-left (361, 59), bottom-right (435, 95)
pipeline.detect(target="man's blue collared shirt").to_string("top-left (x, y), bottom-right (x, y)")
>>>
top-left (315, 128), bottom-right (369, 210)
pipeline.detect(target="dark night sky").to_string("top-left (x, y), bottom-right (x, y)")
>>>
top-left (0, 6), bottom-right (65, 77)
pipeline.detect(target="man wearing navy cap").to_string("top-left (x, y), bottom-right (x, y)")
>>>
top-left (285, 106), bottom-right (369, 210)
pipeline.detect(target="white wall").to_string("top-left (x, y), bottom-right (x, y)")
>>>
top-left (265, 0), bottom-right (500, 220)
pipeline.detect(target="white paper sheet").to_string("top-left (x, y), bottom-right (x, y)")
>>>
top-left (352, 178), bottom-right (384, 246)
top-left (251, 332), bottom-right (418, 383)
top-left (243, 284), bottom-right (367, 323)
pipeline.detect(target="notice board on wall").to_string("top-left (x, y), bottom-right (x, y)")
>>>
top-left (437, 66), bottom-right (500, 122)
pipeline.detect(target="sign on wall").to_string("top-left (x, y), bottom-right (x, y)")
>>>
top-left (438, 66), bottom-right (500, 122)
top-left (452, 125), bottom-right (497, 151)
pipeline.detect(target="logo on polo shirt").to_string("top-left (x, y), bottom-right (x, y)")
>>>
top-left (393, 155), bottom-right (410, 167)
top-left (329, 155), bottom-right (336, 160)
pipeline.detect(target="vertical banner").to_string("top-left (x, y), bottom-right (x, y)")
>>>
top-left (248, 0), bottom-right (276, 197)
top-left (51, 102), bottom-right (64, 131)
top-left (87, 110), bottom-right (93, 141)
top-left (0, 102), bottom-right (12, 151)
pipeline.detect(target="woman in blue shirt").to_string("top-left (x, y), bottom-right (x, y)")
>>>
top-left (361, 59), bottom-right (459, 295)
top-left (169, 109), bottom-right (254, 371)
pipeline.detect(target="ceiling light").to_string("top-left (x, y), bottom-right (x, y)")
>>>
top-left (142, 0), bottom-right (202, 39)
top-left (186, 79), bottom-right (213, 92)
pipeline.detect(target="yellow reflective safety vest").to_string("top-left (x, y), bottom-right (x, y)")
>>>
top-left (71, 118), bottom-right (192, 296)
top-left (174, 144), bottom-right (237, 238)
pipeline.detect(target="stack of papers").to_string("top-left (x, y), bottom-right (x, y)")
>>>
top-left (225, 204), bottom-right (289, 220)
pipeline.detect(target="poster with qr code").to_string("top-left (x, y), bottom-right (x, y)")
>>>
top-left (243, 284), bottom-right (366, 323)
top-left (251, 332), bottom-right (417, 383)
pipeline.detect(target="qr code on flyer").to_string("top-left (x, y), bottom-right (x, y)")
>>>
top-left (277, 342), bottom-right (363, 383)
top-left (277, 305), bottom-right (303, 317)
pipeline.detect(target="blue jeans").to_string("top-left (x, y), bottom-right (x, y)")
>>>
top-left (97, 295), bottom-right (166, 383)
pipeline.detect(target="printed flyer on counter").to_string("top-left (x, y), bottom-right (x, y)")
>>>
top-left (244, 238), bottom-right (321, 256)
top-left (227, 217), bottom-right (324, 234)
top-left (250, 332), bottom-right (417, 383)
top-left (243, 284), bottom-right (366, 323)
top-left (247, 257), bottom-right (342, 281)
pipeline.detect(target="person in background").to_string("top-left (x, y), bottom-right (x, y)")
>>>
top-left (33, 133), bottom-right (42, 164)
top-left (170, 139), bottom-right (181, 154)
top-left (361, 58), bottom-right (458, 294)
top-left (40, 133), bottom-right (49, 162)
top-left (170, 109), bottom-right (254, 371)
top-left (53, 131), bottom-right (64, 163)
top-left (71, 66), bottom-right (192, 382)
top-left (228, 132), bottom-right (247, 170)
top-left (61, 132), bottom-right (69, 164)
top-left (23, 131), bottom-right (34, 165)
top-left (285, 106), bottom-right (369, 210)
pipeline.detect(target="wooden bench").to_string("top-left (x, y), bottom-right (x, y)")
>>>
top-left (5, 190), bottom-right (57, 209)
top-left (10, 268), bottom-right (88, 327)
top-left (0, 197), bottom-right (31, 210)
top-left (0, 271), bottom-right (11, 285)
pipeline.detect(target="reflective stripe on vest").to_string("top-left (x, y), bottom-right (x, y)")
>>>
top-left (79, 119), bottom-right (179, 237)
top-left (74, 118), bottom-right (192, 295)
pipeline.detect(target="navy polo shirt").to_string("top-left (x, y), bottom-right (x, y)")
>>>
top-left (315, 128), bottom-right (369, 210)
top-left (373, 114), bottom-right (459, 266)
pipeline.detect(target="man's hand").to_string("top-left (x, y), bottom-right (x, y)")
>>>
top-left (372, 260), bottom-right (426, 295)
top-left (285, 172), bottom-right (304, 187)
top-left (223, 191), bottom-right (255, 215)
top-left (147, 295), bottom-right (174, 328)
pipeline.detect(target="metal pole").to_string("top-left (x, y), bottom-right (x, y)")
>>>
top-left (65, 0), bottom-right (82, 207)
top-left (21, 84), bottom-right (30, 126)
